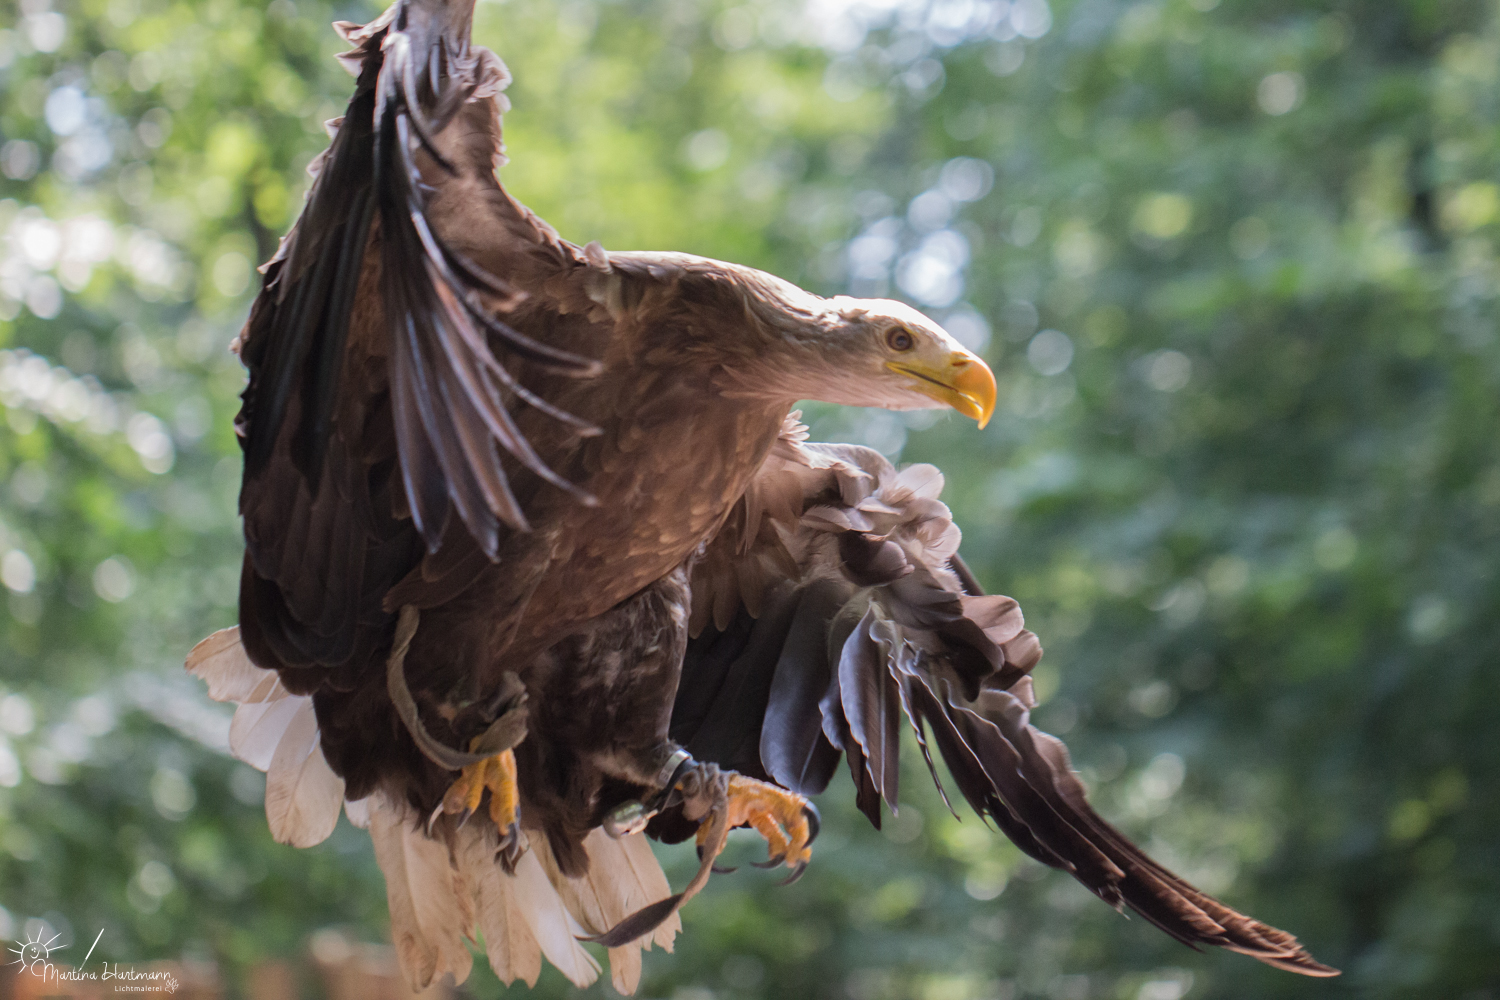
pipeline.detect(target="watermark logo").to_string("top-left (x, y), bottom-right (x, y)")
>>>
top-left (8, 924), bottom-right (66, 972)
top-left (7, 925), bottom-right (178, 993)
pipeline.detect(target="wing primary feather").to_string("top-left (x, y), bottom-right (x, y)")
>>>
top-left (245, 234), bottom-right (336, 478)
top-left (412, 251), bottom-right (600, 432)
top-left (395, 303), bottom-right (490, 547)
top-left (388, 208), bottom-right (508, 547)
top-left (390, 312), bottom-right (458, 544)
top-left (431, 353), bottom-right (514, 550)
top-left (836, 609), bottom-right (901, 810)
top-left (439, 239), bottom-right (517, 298)
top-left (390, 35), bottom-right (457, 174)
top-left (245, 0), bottom-right (604, 574)
top-left (760, 581), bottom-right (846, 795)
top-left (398, 146), bottom-right (597, 375)
top-left (295, 188), bottom-right (377, 488)
top-left (381, 106), bottom-right (605, 543)
top-left (949, 553), bottom-right (984, 597)
top-left (279, 13), bottom-right (598, 557)
top-left (245, 64), bottom-right (380, 485)
top-left (684, 587), bottom-right (800, 773)
top-left (819, 662), bottom-right (881, 828)
top-left (415, 247), bottom-right (596, 504)
top-left (891, 653), bottom-right (956, 818)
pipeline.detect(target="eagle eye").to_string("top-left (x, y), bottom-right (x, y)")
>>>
top-left (886, 327), bottom-right (915, 352)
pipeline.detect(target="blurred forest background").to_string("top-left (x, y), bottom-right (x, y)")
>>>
top-left (0, 0), bottom-right (1497, 996)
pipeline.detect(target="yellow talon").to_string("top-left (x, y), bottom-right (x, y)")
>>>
top-left (439, 745), bottom-right (520, 857)
top-left (442, 759), bottom-right (487, 820)
top-left (701, 774), bottom-right (817, 873)
top-left (485, 748), bottom-right (519, 832)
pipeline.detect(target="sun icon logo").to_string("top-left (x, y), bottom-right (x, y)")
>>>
top-left (8, 926), bottom-right (64, 971)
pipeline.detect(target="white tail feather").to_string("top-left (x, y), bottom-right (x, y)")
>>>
top-left (530, 835), bottom-right (600, 930)
top-left (189, 627), bottom-right (295, 770)
top-left (456, 825), bottom-right (543, 987)
top-left (609, 943), bottom-right (643, 995)
top-left (228, 694), bottom-right (299, 770)
top-left (453, 824), bottom-right (604, 989)
top-left (344, 796), bottom-right (371, 830)
top-left (510, 848), bottom-right (601, 987)
top-left (187, 627), bottom-right (284, 704)
top-left (188, 627), bottom-right (344, 847)
top-left (531, 828), bottom-right (677, 994)
top-left (617, 830), bottom-right (680, 952)
top-left (405, 818), bottom-right (476, 988)
top-left (264, 698), bottom-right (345, 847)
top-left (369, 794), bottom-right (474, 991)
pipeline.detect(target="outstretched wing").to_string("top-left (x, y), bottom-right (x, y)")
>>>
top-left (243, 0), bottom-right (597, 548)
top-left (235, 0), bottom-right (597, 681)
top-left (669, 415), bottom-right (1338, 978)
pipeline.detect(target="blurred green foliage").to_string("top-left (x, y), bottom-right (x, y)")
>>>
top-left (0, 0), bottom-right (1496, 997)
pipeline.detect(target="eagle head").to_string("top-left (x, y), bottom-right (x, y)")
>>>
top-left (636, 256), bottom-right (997, 428)
top-left (815, 296), bottom-right (997, 429)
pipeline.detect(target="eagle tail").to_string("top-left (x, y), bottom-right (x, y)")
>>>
top-left (369, 793), bottom-right (476, 989)
top-left (189, 627), bottom-right (345, 848)
top-left (188, 627), bottom-right (676, 994)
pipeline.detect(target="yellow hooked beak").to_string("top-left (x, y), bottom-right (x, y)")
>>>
top-left (886, 349), bottom-right (997, 429)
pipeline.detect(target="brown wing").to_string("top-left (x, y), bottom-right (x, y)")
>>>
top-left (668, 416), bottom-right (1339, 978)
top-left (235, 1), bottom-right (597, 689)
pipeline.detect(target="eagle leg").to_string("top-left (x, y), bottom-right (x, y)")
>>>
top-left (703, 773), bottom-right (819, 881)
top-left (590, 763), bottom-right (823, 949)
top-left (432, 745), bottom-right (523, 869)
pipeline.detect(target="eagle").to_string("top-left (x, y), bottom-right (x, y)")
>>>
top-left (186, 0), bottom-right (1338, 991)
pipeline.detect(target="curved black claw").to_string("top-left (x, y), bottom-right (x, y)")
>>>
top-left (425, 801), bottom-right (477, 835)
top-left (777, 860), bottom-right (809, 886)
top-left (696, 844), bottom-right (739, 874)
top-left (752, 854), bottom-right (786, 870)
top-left (802, 803), bottom-right (821, 846)
top-left (495, 825), bottom-right (524, 874)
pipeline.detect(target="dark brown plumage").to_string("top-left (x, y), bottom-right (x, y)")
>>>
top-left (187, 0), bottom-right (1336, 990)
top-left (665, 430), bottom-right (1337, 976)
